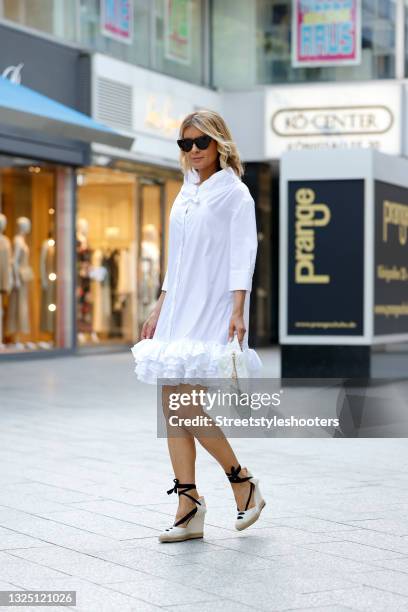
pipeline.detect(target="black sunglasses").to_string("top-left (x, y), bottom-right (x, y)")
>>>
top-left (177, 134), bottom-right (212, 152)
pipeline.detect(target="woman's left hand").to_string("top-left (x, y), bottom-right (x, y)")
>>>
top-left (228, 312), bottom-right (246, 346)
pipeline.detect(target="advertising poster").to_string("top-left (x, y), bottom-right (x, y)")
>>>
top-left (292, 0), bottom-right (361, 67)
top-left (374, 181), bottom-right (408, 336)
top-left (101, 0), bottom-right (133, 44)
top-left (164, 0), bottom-right (192, 65)
top-left (287, 179), bottom-right (364, 336)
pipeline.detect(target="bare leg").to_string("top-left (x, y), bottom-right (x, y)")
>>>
top-left (175, 383), bottom-right (255, 511)
top-left (162, 384), bottom-right (200, 525)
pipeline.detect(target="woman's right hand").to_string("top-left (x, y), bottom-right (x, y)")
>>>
top-left (141, 290), bottom-right (167, 339)
top-left (141, 308), bottom-right (160, 339)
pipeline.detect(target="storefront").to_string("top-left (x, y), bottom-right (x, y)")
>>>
top-left (75, 163), bottom-right (186, 348)
top-left (0, 159), bottom-right (74, 354)
top-left (75, 166), bottom-right (137, 347)
top-left (0, 25), bottom-right (131, 359)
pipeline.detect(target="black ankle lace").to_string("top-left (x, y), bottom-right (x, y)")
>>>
top-left (166, 478), bottom-right (201, 527)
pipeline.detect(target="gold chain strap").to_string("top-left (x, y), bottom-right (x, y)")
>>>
top-left (232, 352), bottom-right (238, 379)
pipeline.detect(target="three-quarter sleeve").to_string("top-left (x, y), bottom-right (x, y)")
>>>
top-left (161, 268), bottom-right (168, 291)
top-left (229, 192), bottom-right (258, 292)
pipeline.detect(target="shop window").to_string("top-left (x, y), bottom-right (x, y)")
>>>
top-left (2, 0), bottom-right (79, 42)
top-left (79, 0), bottom-right (151, 69)
top-left (212, 0), bottom-right (397, 87)
top-left (153, 0), bottom-right (206, 85)
top-left (76, 168), bottom-right (137, 346)
top-left (0, 159), bottom-right (74, 354)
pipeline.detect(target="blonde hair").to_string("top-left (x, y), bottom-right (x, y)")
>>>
top-left (178, 109), bottom-right (244, 178)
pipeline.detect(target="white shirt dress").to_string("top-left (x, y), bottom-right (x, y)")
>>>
top-left (131, 166), bottom-right (263, 385)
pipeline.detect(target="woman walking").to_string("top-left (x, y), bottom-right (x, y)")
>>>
top-left (131, 109), bottom-right (265, 543)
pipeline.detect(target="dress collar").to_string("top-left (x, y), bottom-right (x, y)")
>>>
top-left (181, 166), bottom-right (241, 199)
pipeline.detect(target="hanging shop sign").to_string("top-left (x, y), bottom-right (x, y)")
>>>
top-left (292, 0), bottom-right (361, 67)
top-left (101, 0), bottom-right (133, 44)
top-left (164, 0), bottom-right (192, 65)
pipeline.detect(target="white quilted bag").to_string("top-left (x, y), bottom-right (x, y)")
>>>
top-left (217, 333), bottom-right (250, 380)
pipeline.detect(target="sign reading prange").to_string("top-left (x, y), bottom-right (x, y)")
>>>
top-left (374, 181), bottom-right (408, 336)
top-left (287, 179), bottom-right (365, 336)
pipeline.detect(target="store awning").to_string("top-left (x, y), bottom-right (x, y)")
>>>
top-left (0, 76), bottom-right (134, 150)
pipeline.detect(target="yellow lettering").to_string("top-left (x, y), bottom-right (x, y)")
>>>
top-left (294, 187), bottom-right (331, 284)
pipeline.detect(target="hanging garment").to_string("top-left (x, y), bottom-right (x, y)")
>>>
top-left (76, 239), bottom-right (92, 333)
top-left (138, 240), bottom-right (160, 326)
top-left (117, 248), bottom-right (133, 295)
top-left (131, 166), bottom-right (263, 385)
top-left (107, 249), bottom-right (122, 336)
top-left (0, 234), bottom-right (12, 293)
top-left (91, 248), bottom-right (110, 334)
top-left (6, 236), bottom-right (33, 335)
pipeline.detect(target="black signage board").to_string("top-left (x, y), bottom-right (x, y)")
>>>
top-left (287, 179), bottom-right (365, 337)
top-left (374, 180), bottom-right (408, 336)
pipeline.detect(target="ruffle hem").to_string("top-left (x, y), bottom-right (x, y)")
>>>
top-left (130, 337), bottom-right (263, 385)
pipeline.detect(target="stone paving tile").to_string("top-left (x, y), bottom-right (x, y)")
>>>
top-left (0, 481), bottom-right (100, 504)
top-left (163, 601), bottom-right (260, 611)
top-left (0, 551), bottom-right (73, 584)
top-left (264, 516), bottom-right (374, 534)
top-left (104, 574), bottom-right (220, 606)
top-left (202, 533), bottom-right (366, 563)
top-left (0, 515), bottom-right (121, 549)
top-left (82, 545), bottom-right (204, 572)
top-left (5, 548), bottom-right (156, 584)
top-left (314, 585), bottom-right (408, 612)
top-left (158, 579), bottom-right (360, 611)
top-left (230, 546), bottom-right (392, 576)
top-left (340, 531), bottom-right (408, 556)
top-left (123, 554), bottom-right (355, 594)
top-left (28, 508), bottom-right (160, 539)
top-left (296, 540), bottom-right (407, 563)
top-left (0, 526), bottom-right (54, 551)
top-left (0, 494), bottom-right (76, 516)
top-left (4, 577), bottom-right (162, 612)
top-left (368, 555), bottom-right (408, 573)
top-left (342, 518), bottom-right (408, 536)
top-left (146, 545), bottom-right (277, 570)
top-left (348, 568), bottom-right (408, 597)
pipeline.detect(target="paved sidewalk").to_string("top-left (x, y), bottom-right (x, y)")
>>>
top-left (0, 349), bottom-right (408, 611)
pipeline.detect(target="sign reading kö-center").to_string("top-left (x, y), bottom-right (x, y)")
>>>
top-left (267, 83), bottom-right (402, 158)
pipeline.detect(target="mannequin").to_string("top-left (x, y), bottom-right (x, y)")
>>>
top-left (6, 216), bottom-right (34, 349)
top-left (0, 214), bottom-right (12, 350)
top-left (39, 233), bottom-right (56, 337)
top-left (76, 217), bottom-right (89, 249)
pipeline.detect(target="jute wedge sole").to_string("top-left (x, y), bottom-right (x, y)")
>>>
top-left (158, 479), bottom-right (206, 543)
